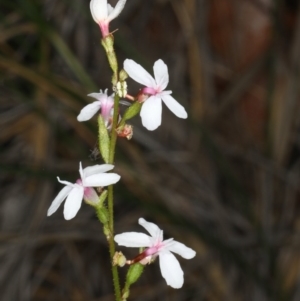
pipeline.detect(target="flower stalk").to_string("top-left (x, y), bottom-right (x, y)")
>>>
top-left (102, 41), bottom-right (122, 301)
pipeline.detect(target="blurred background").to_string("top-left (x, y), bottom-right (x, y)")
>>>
top-left (1, 0), bottom-right (300, 300)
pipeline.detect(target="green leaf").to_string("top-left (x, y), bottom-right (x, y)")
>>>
top-left (98, 115), bottom-right (110, 163)
top-left (96, 206), bottom-right (109, 224)
top-left (119, 101), bottom-right (142, 128)
top-left (97, 190), bottom-right (108, 208)
top-left (125, 263), bottom-right (144, 286)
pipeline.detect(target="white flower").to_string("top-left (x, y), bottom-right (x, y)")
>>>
top-left (90, 0), bottom-right (127, 37)
top-left (47, 162), bottom-right (120, 220)
top-left (114, 218), bottom-right (196, 289)
top-left (77, 89), bottom-right (114, 127)
top-left (123, 59), bottom-right (188, 131)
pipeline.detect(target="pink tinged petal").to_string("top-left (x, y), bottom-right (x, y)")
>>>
top-left (47, 185), bottom-right (73, 216)
top-left (140, 96), bottom-right (162, 131)
top-left (90, 0), bottom-right (108, 23)
top-left (161, 94), bottom-right (188, 119)
top-left (153, 59), bottom-right (169, 91)
top-left (167, 241), bottom-right (196, 259)
top-left (114, 232), bottom-right (152, 247)
top-left (77, 101), bottom-right (101, 122)
top-left (83, 164), bottom-right (114, 177)
top-left (83, 187), bottom-right (99, 204)
top-left (101, 100), bottom-right (114, 121)
top-left (107, 0), bottom-right (127, 22)
top-left (84, 173), bottom-right (120, 187)
top-left (159, 90), bottom-right (172, 96)
top-left (138, 218), bottom-right (161, 238)
top-left (63, 185), bottom-right (84, 220)
top-left (159, 252), bottom-right (184, 289)
top-left (124, 59), bottom-right (156, 88)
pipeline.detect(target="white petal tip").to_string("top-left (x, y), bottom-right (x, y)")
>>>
top-left (169, 283), bottom-right (183, 289)
top-left (181, 112), bottom-right (188, 119)
top-left (111, 174), bottom-right (121, 184)
top-left (64, 215), bottom-right (74, 221)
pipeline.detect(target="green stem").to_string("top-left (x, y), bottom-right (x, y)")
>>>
top-left (107, 94), bottom-right (121, 300)
top-left (109, 94), bottom-right (120, 163)
top-left (98, 35), bottom-right (121, 301)
top-left (107, 185), bottom-right (121, 301)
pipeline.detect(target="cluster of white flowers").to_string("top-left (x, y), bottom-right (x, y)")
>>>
top-left (47, 0), bottom-right (194, 291)
top-left (77, 58), bottom-right (188, 131)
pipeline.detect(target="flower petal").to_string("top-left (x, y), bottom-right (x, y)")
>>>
top-left (159, 251), bottom-right (184, 289)
top-left (77, 101), bottom-right (101, 122)
top-left (87, 91), bottom-right (108, 101)
top-left (138, 218), bottom-right (161, 238)
top-left (140, 96), bottom-right (162, 131)
top-left (153, 59), bottom-right (169, 91)
top-left (90, 0), bottom-right (108, 23)
top-left (107, 0), bottom-right (127, 22)
top-left (63, 185), bottom-right (84, 220)
top-left (57, 177), bottom-right (75, 187)
top-left (167, 241), bottom-right (196, 259)
top-left (115, 232), bottom-right (152, 247)
top-left (83, 164), bottom-right (115, 177)
top-left (79, 162), bottom-right (84, 180)
top-left (84, 173), bottom-right (120, 187)
top-left (124, 59), bottom-right (156, 88)
top-left (161, 94), bottom-right (187, 119)
top-left (47, 185), bottom-right (73, 216)
top-left (107, 4), bottom-right (113, 15)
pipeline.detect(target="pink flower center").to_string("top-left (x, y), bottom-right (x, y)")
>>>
top-left (76, 179), bottom-right (83, 185)
top-left (99, 21), bottom-right (110, 38)
top-left (144, 242), bottom-right (164, 256)
top-left (141, 87), bottom-right (158, 95)
top-left (127, 241), bottom-right (164, 265)
top-left (101, 97), bottom-right (114, 122)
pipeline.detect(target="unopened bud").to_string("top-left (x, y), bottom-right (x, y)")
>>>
top-left (113, 251), bottom-right (127, 267)
top-left (116, 81), bottom-right (127, 98)
top-left (119, 69), bottom-right (128, 81)
top-left (117, 124), bottom-right (133, 140)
